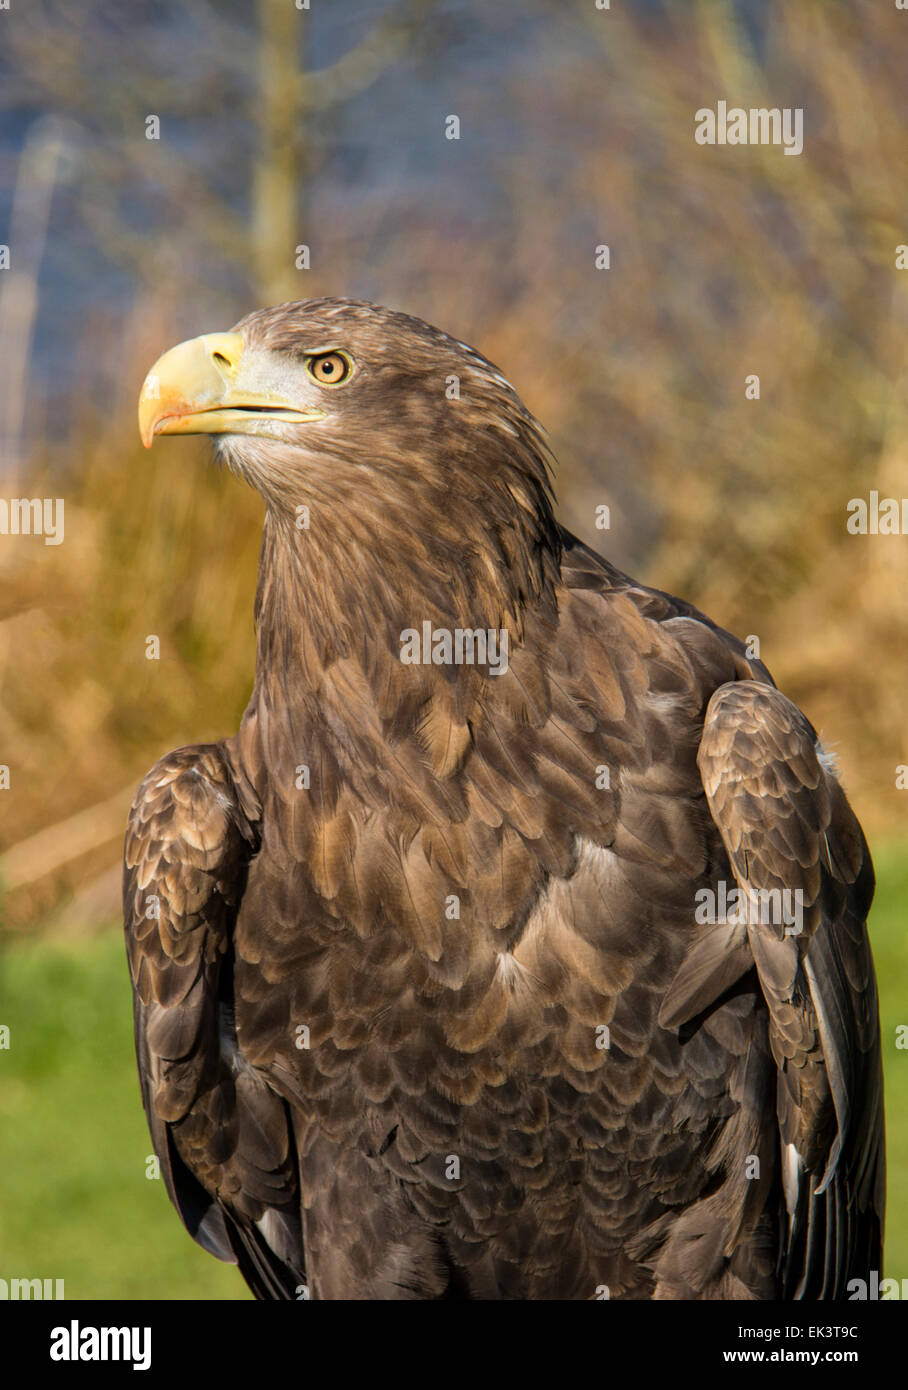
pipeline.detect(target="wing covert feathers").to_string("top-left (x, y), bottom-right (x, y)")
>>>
top-left (692, 681), bottom-right (884, 1298)
top-left (124, 744), bottom-right (305, 1298)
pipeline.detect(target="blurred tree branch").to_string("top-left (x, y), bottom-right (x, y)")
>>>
top-left (299, 0), bottom-right (439, 111)
top-left (0, 118), bottom-right (66, 478)
top-left (1, 0), bottom-right (441, 305)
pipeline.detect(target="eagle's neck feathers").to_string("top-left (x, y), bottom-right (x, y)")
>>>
top-left (246, 432), bottom-right (562, 734)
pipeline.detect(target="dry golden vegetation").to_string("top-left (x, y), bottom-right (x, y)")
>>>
top-left (1, 0), bottom-right (906, 930)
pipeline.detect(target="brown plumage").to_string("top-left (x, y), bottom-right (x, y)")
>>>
top-left (125, 298), bottom-right (884, 1299)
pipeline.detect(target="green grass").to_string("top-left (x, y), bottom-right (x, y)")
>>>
top-left (0, 927), bottom-right (246, 1299)
top-left (0, 844), bottom-right (905, 1299)
top-left (867, 844), bottom-right (908, 1280)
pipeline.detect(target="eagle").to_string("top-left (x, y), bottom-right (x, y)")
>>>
top-left (126, 297), bottom-right (884, 1300)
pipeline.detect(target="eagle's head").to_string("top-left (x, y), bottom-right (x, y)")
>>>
top-left (138, 298), bottom-right (561, 652)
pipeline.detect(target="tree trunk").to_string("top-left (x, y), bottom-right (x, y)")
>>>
top-left (252, 0), bottom-right (305, 305)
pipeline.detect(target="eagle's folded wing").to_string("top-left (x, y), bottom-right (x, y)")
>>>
top-left (124, 744), bottom-right (305, 1299)
top-left (661, 680), bottom-right (884, 1298)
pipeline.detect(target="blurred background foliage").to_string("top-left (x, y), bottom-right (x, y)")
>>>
top-left (0, 0), bottom-right (905, 1297)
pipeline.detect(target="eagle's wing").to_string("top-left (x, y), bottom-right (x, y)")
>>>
top-left (662, 680), bottom-right (884, 1298)
top-left (123, 745), bottom-right (305, 1299)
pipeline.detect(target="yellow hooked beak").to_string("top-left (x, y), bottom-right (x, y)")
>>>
top-left (138, 332), bottom-right (325, 448)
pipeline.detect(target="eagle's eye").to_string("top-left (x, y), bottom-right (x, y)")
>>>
top-left (306, 351), bottom-right (353, 386)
